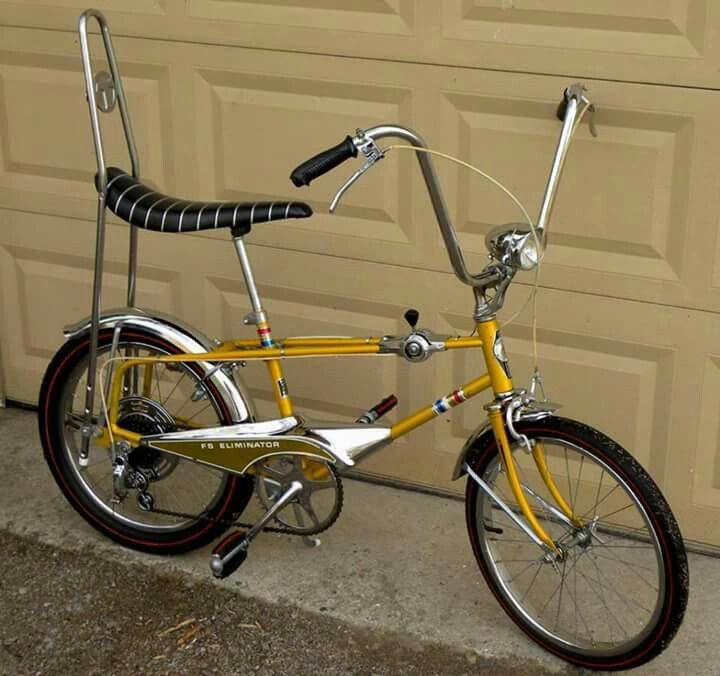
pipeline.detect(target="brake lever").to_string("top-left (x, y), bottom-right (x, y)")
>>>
top-left (329, 130), bottom-right (384, 213)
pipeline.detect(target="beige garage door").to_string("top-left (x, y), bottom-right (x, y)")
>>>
top-left (2, 2), bottom-right (720, 548)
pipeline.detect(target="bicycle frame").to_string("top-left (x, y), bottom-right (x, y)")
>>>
top-left (102, 312), bottom-right (573, 552)
top-left (78, 9), bottom-right (593, 556)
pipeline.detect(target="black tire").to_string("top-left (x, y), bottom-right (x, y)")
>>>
top-left (38, 327), bottom-right (254, 554)
top-left (465, 416), bottom-right (688, 671)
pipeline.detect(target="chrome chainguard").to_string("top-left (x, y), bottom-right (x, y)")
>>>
top-left (140, 416), bottom-right (393, 473)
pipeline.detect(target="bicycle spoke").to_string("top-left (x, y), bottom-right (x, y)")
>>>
top-left (554, 558), bottom-right (567, 632)
top-left (572, 455), bottom-right (584, 512)
top-left (564, 449), bottom-right (574, 513)
top-left (592, 469), bottom-right (605, 520)
top-left (520, 560), bottom-right (544, 604)
top-left (585, 552), bottom-right (654, 620)
top-left (579, 484), bottom-right (620, 521)
top-left (162, 370), bottom-right (187, 406)
top-left (577, 562), bottom-right (627, 642)
top-left (183, 402), bottom-right (212, 425)
top-left (595, 502), bottom-right (635, 522)
top-left (561, 554), bottom-right (595, 646)
top-left (589, 535), bottom-right (659, 590)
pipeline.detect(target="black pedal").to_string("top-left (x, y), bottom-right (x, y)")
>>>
top-left (210, 530), bottom-right (248, 579)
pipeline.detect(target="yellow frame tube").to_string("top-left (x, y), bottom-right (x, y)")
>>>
top-left (488, 410), bottom-right (558, 551)
top-left (475, 318), bottom-right (557, 551)
top-left (390, 374), bottom-right (492, 438)
top-left (532, 442), bottom-right (582, 527)
top-left (142, 361), bottom-right (154, 398)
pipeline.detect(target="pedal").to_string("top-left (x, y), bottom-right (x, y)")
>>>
top-left (210, 530), bottom-right (249, 579)
top-left (356, 394), bottom-right (398, 424)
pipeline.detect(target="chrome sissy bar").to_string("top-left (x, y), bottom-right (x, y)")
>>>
top-left (78, 9), bottom-right (139, 461)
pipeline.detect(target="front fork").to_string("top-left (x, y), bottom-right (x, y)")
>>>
top-left (481, 408), bottom-right (582, 556)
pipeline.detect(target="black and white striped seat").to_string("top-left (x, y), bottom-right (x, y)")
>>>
top-left (102, 167), bottom-right (312, 235)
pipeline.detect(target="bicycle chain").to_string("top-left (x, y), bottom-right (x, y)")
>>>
top-left (148, 504), bottom-right (298, 534)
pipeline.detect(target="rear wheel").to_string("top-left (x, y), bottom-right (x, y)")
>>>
top-left (465, 416), bottom-right (687, 670)
top-left (38, 327), bottom-right (254, 553)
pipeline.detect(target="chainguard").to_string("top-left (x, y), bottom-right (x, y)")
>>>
top-left (141, 415), bottom-right (392, 473)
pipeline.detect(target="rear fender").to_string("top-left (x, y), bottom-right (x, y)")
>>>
top-left (63, 307), bottom-right (255, 423)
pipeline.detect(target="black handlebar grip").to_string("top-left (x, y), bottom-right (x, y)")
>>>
top-left (556, 92), bottom-right (569, 122)
top-left (290, 136), bottom-right (358, 187)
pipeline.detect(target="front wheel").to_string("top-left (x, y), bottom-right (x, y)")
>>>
top-left (465, 416), bottom-right (688, 671)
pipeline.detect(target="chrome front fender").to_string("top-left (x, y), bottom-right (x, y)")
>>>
top-left (63, 307), bottom-right (255, 423)
top-left (451, 420), bottom-right (493, 481)
top-left (450, 400), bottom-right (559, 481)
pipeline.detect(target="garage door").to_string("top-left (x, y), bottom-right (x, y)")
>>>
top-left (2, 2), bottom-right (720, 547)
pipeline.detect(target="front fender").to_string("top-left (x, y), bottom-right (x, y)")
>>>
top-left (63, 307), bottom-right (255, 423)
top-left (451, 420), bottom-right (493, 481)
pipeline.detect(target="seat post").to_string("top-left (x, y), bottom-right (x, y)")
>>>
top-left (232, 237), bottom-right (294, 417)
top-left (232, 236), bottom-right (266, 324)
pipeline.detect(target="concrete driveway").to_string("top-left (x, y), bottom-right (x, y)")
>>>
top-left (1, 407), bottom-right (717, 674)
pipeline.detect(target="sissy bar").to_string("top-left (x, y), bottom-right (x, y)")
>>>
top-left (78, 9), bottom-right (140, 461)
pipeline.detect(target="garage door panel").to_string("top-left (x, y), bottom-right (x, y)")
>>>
top-left (432, 71), bottom-right (720, 313)
top-left (192, 64), bottom-right (418, 259)
top-left (0, 42), bottom-right (175, 220)
top-left (187, 0), bottom-right (415, 36)
top-left (0, 212), bottom-right (183, 402)
top-left (442, 1), bottom-right (707, 59)
top-left (434, 0), bottom-right (720, 87)
top-left (438, 90), bottom-right (690, 285)
top-left (3, 3), bottom-right (720, 87)
top-left (669, 326), bottom-right (720, 544)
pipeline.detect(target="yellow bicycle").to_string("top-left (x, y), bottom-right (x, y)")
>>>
top-left (38, 10), bottom-right (688, 670)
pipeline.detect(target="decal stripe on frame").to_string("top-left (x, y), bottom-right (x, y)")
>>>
top-left (432, 388), bottom-right (467, 416)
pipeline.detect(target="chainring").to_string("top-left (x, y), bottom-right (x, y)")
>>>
top-left (254, 456), bottom-right (343, 536)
